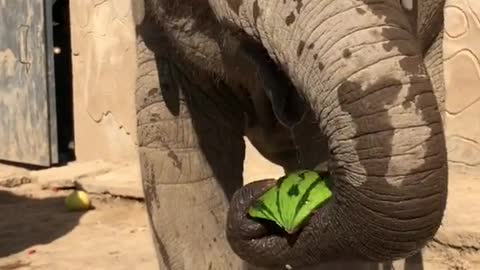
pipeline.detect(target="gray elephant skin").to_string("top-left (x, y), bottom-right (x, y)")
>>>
top-left (133, 0), bottom-right (448, 269)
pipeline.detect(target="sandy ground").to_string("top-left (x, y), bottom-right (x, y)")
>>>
top-left (0, 142), bottom-right (480, 270)
top-left (0, 177), bottom-right (480, 270)
top-left (1, 178), bottom-right (480, 270)
top-left (0, 177), bottom-right (479, 270)
top-left (0, 184), bottom-right (157, 270)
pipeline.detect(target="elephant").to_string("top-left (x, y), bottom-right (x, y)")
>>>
top-left (132, 0), bottom-right (448, 269)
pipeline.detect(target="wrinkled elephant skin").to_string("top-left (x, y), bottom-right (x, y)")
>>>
top-left (135, 0), bottom-right (448, 269)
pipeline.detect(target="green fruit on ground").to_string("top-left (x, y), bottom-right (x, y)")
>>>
top-left (65, 190), bottom-right (91, 211)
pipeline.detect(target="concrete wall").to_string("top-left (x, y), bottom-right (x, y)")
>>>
top-left (68, 1), bottom-right (480, 178)
top-left (444, 0), bottom-right (480, 177)
top-left (69, 0), bottom-right (138, 163)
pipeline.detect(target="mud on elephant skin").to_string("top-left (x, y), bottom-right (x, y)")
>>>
top-left (134, 0), bottom-right (448, 269)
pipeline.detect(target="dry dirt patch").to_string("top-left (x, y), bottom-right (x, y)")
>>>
top-left (0, 184), bottom-right (157, 270)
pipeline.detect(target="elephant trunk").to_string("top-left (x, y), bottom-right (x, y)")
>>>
top-left (278, 3), bottom-right (447, 261)
top-left (216, 0), bottom-right (448, 264)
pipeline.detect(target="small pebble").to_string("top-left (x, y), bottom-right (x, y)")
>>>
top-left (285, 264), bottom-right (292, 270)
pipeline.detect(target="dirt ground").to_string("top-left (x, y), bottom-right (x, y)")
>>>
top-left (0, 158), bottom-right (479, 269)
top-left (0, 184), bottom-right (157, 270)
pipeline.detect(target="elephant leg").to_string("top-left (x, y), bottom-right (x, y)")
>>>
top-left (135, 30), bottom-right (246, 270)
top-left (424, 30), bottom-right (445, 120)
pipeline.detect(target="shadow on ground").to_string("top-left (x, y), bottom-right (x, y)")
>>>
top-left (0, 190), bottom-right (85, 258)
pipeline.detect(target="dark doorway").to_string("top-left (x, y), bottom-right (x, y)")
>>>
top-left (52, 0), bottom-right (75, 164)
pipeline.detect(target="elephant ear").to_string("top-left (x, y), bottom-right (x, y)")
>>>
top-left (401, 0), bottom-right (445, 54)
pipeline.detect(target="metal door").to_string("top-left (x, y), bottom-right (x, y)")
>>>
top-left (0, 0), bottom-right (58, 166)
